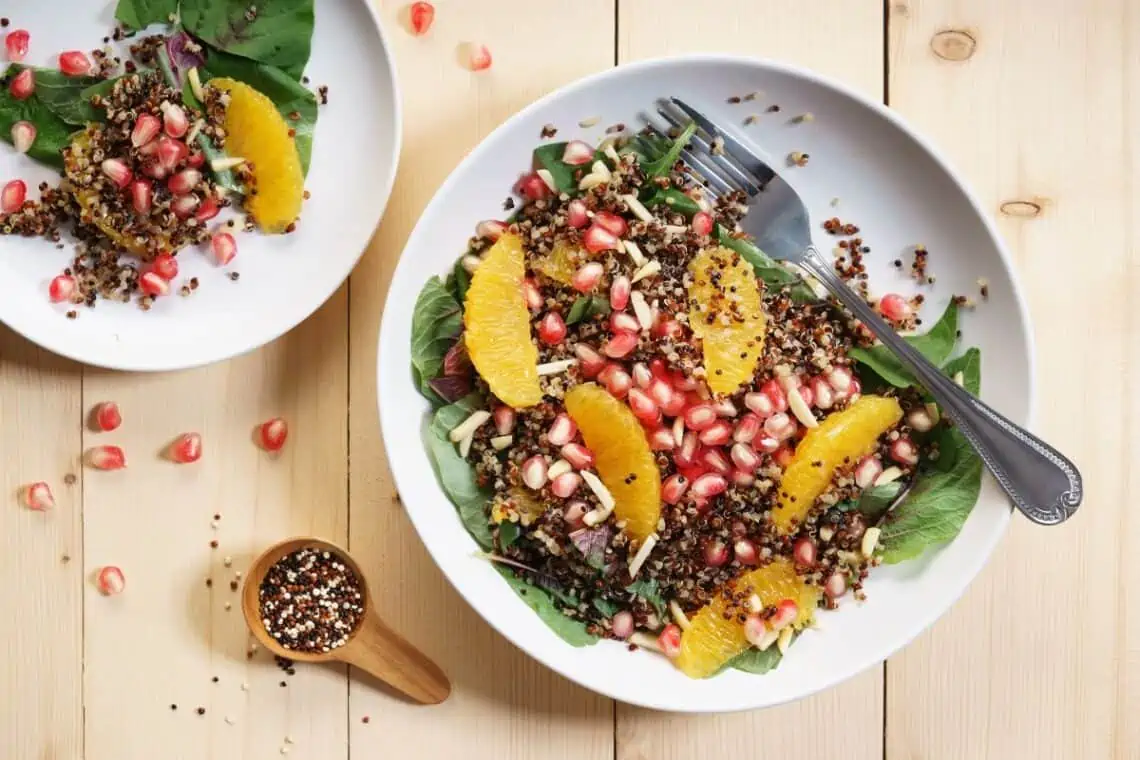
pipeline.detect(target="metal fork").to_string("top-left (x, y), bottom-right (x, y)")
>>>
top-left (653, 97), bottom-right (1082, 526)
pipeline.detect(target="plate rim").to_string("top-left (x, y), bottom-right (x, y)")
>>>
top-left (377, 52), bottom-right (1036, 712)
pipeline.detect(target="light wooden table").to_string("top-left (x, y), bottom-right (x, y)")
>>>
top-left (2, 1), bottom-right (1135, 758)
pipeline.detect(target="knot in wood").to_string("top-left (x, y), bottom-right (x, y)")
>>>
top-left (930, 29), bottom-right (977, 61)
top-left (999, 200), bottom-right (1044, 218)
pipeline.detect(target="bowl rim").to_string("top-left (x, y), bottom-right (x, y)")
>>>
top-left (377, 52), bottom-right (1035, 711)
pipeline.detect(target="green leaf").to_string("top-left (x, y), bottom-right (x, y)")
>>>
top-left (848, 302), bottom-right (959, 388)
top-left (424, 395), bottom-right (494, 550)
top-left (715, 227), bottom-right (818, 303)
top-left (498, 521), bottom-right (520, 549)
top-left (532, 142), bottom-right (580, 195)
top-left (621, 132), bottom-right (671, 166)
top-left (927, 348), bottom-right (982, 472)
top-left (181, 0), bottom-right (315, 80)
top-left (0, 70), bottom-right (75, 170)
top-left (729, 644), bottom-right (785, 675)
top-left (114, 0), bottom-right (179, 29)
top-left (446, 259), bottom-right (471, 304)
top-left (8, 65), bottom-right (103, 126)
top-left (565, 295), bottom-right (610, 325)
top-left (854, 481), bottom-right (904, 522)
top-left (641, 186), bottom-right (702, 217)
top-left (197, 48), bottom-right (318, 174)
top-left (495, 566), bottom-right (597, 647)
top-left (410, 277), bottom-right (463, 403)
top-left (592, 597), bottom-right (620, 618)
top-left (641, 121), bottom-right (697, 179)
top-left (625, 578), bottom-right (666, 618)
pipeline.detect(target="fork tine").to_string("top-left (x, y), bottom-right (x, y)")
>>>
top-left (669, 97), bottom-right (776, 188)
top-left (655, 106), bottom-right (763, 196)
top-left (643, 122), bottom-right (738, 195)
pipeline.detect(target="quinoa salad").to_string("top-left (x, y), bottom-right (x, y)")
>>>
top-left (0, 1), bottom-right (322, 312)
top-left (411, 118), bottom-right (985, 677)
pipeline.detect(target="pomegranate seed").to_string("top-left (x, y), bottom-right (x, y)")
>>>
top-left (770, 599), bottom-right (799, 630)
top-left (566, 198), bottom-right (589, 228)
top-left (593, 210), bottom-right (628, 238)
top-left (810, 377), bottom-right (835, 409)
top-left (260, 418), bottom-right (288, 451)
top-left (88, 445), bottom-right (126, 470)
top-left (521, 277), bottom-right (544, 311)
top-left (652, 318), bottom-right (683, 340)
top-left (691, 473), bottom-right (728, 499)
top-left (96, 566), bottom-right (126, 595)
top-left (94, 401), bottom-right (122, 432)
top-left (670, 370), bottom-right (699, 392)
top-left (763, 412), bottom-right (797, 441)
top-left (149, 253), bottom-right (178, 281)
top-left (522, 455), bottom-right (548, 490)
top-left (128, 179), bottom-right (152, 215)
top-left (187, 151), bottom-right (205, 171)
top-left (662, 473), bottom-right (689, 504)
top-left (572, 261), bottom-right (604, 293)
top-left (825, 571), bottom-right (848, 599)
top-left (475, 219), bottom-right (507, 240)
top-left (631, 362), bottom-right (653, 389)
top-left (492, 406), bottom-right (515, 436)
top-left (603, 331), bottom-right (638, 359)
top-left (469, 43), bottom-right (492, 71)
top-left (734, 413), bottom-right (761, 443)
top-left (210, 232), bottom-right (237, 265)
top-left (827, 366), bottom-right (854, 395)
top-left (732, 468), bottom-right (755, 487)
top-left (8, 67), bottom-right (33, 99)
top-left (754, 435), bottom-right (780, 454)
top-left (22, 482), bottom-right (55, 510)
top-left (550, 472), bottom-right (582, 498)
top-left (773, 445), bottom-right (794, 468)
top-left (564, 501), bottom-right (588, 529)
top-left (907, 407), bottom-right (936, 432)
top-left (139, 271), bottom-right (169, 297)
top-left (409, 1), bottom-right (435, 34)
top-left (793, 537), bottom-right (817, 567)
top-left (854, 455), bottom-right (884, 488)
top-left (10, 120), bottom-right (35, 153)
top-left (759, 379), bottom-right (788, 412)
top-left (649, 427), bottom-right (676, 451)
top-left (627, 387), bottom-right (660, 424)
top-left (547, 414), bottom-right (577, 446)
top-left (141, 160), bottom-right (167, 180)
top-left (647, 377), bottom-right (674, 409)
top-left (515, 172), bottom-right (549, 201)
top-left (131, 113), bottom-right (161, 147)
top-left (5, 30), bottom-right (29, 62)
top-left (559, 139), bottom-right (594, 165)
top-left (795, 382), bottom-right (814, 408)
top-left (730, 442), bottom-right (761, 472)
top-left (658, 624), bottom-right (682, 658)
top-left (1, 179), bottom-right (26, 213)
top-left (660, 389), bottom-right (686, 417)
top-left (195, 195), bottom-right (220, 223)
top-left (674, 432), bottom-right (700, 467)
top-left (583, 223), bottom-right (619, 253)
top-left (698, 420), bottom-right (732, 446)
top-left (744, 615), bottom-right (770, 648)
top-left (691, 211), bottom-right (714, 236)
top-left (712, 398), bottom-right (737, 418)
top-left (58, 50), bottom-right (92, 76)
top-left (702, 448), bottom-right (731, 474)
top-left (156, 137), bottom-right (189, 172)
top-left (734, 539), bottom-right (758, 565)
top-left (879, 293), bottom-right (912, 322)
top-left (574, 343), bottom-right (606, 378)
top-left (611, 610), bottom-right (634, 639)
top-left (560, 443), bottom-right (594, 469)
top-left (598, 363), bottom-right (632, 398)
top-left (849, 379), bottom-right (862, 401)
top-left (100, 158), bottom-right (132, 189)
top-left (744, 391), bottom-right (774, 418)
top-left (169, 432), bottom-right (202, 464)
top-left (683, 403), bottom-right (717, 431)
top-left (704, 539), bottom-right (729, 567)
top-left (609, 276), bottom-right (631, 311)
top-left (890, 437), bottom-right (919, 465)
top-left (48, 275), bottom-right (75, 303)
top-left (609, 311), bottom-right (640, 335)
top-left (167, 168), bottom-right (201, 195)
top-left (537, 311), bottom-right (567, 345)
top-left (138, 139), bottom-right (161, 159)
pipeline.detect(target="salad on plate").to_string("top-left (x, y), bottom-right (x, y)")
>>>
top-left (411, 116), bottom-right (984, 678)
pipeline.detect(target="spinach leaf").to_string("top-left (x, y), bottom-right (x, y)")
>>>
top-left (592, 597), bottom-right (620, 618)
top-left (621, 132), bottom-right (671, 167)
top-left (424, 394), bottom-right (494, 549)
top-left (729, 644), bottom-right (784, 675)
top-left (532, 142), bottom-right (580, 195)
top-left (854, 481), bottom-right (904, 522)
top-left (716, 227), bottom-right (818, 303)
top-left (625, 578), bottom-right (666, 618)
top-left (641, 186), bottom-right (702, 217)
top-left (641, 121), bottom-right (696, 179)
top-left (927, 348), bottom-right (982, 472)
top-left (0, 72), bottom-right (74, 169)
top-left (497, 521), bottom-right (520, 549)
top-left (114, 0), bottom-right (179, 29)
top-left (197, 48), bottom-right (318, 174)
top-left (565, 295), bottom-right (610, 325)
top-left (8, 65), bottom-right (103, 126)
top-left (410, 276), bottom-right (463, 403)
top-left (181, 0), bottom-right (315, 80)
top-left (495, 566), bottom-right (597, 647)
top-left (848, 302), bottom-right (959, 388)
top-left (446, 259), bottom-right (470, 304)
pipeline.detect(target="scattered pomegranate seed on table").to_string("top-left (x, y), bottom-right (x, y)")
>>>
top-left (260, 418), bottom-right (289, 451)
top-left (170, 433), bottom-right (202, 464)
top-left (879, 293), bottom-right (912, 323)
top-left (48, 274), bottom-right (76, 303)
top-left (88, 445), bottom-right (126, 471)
top-left (468, 43), bottom-right (492, 71)
top-left (58, 50), bottom-right (92, 76)
top-left (149, 253), bottom-right (178, 281)
top-left (10, 120), bottom-right (34, 153)
top-left (96, 566), bottom-right (125, 595)
top-left (5, 29), bottom-right (29, 61)
top-left (22, 482), bottom-right (55, 510)
top-left (93, 402), bottom-right (122, 432)
top-left (408, 1), bottom-right (435, 35)
top-left (210, 232), bottom-right (237, 265)
top-left (1, 178), bottom-right (26, 213)
top-left (139, 271), bottom-right (170, 297)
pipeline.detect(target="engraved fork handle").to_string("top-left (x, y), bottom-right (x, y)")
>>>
top-left (797, 246), bottom-right (1082, 525)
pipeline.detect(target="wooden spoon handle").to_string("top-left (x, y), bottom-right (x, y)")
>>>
top-left (338, 614), bottom-right (451, 704)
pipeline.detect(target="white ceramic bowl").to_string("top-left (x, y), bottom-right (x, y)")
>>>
top-left (378, 55), bottom-right (1033, 712)
top-left (0, 0), bottom-right (400, 371)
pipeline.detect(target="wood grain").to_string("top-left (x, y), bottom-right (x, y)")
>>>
top-left (616, 2), bottom-right (885, 758)
top-left (346, 2), bottom-right (615, 758)
top-left (886, 1), bottom-right (1136, 758)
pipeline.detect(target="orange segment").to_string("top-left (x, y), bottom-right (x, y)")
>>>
top-left (212, 78), bottom-right (304, 232)
top-left (688, 246), bottom-right (766, 394)
top-left (771, 395), bottom-right (903, 533)
top-left (532, 239), bottom-right (585, 286)
top-left (675, 558), bottom-right (820, 678)
top-left (563, 383), bottom-right (661, 542)
top-left (464, 233), bottom-right (542, 408)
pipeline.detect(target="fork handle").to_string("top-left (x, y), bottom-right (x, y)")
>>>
top-left (797, 246), bottom-right (1082, 525)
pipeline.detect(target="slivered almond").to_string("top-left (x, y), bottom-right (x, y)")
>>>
top-left (874, 466), bottom-right (904, 486)
top-left (448, 410), bottom-right (490, 442)
top-left (669, 599), bottom-right (691, 630)
top-left (621, 194), bottom-right (653, 222)
top-left (490, 435), bottom-right (513, 451)
top-left (627, 533), bottom-right (658, 579)
top-left (537, 358), bottom-right (577, 375)
top-left (622, 239), bottom-right (647, 267)
top-left (631, 260), bottom-right (661, 283)
top-left (630, 291), bottom-right (654, 331)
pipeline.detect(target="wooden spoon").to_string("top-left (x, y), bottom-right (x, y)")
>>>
top-left (242, 536), bottom-right (450, 705)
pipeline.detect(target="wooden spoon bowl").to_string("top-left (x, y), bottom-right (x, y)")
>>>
top-left (242, 536), bottom-right (450, 704)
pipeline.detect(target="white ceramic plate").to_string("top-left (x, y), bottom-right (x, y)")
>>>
top-left (378, 55), bottom-right (1034, 712)
top-left (0, 0), bottom-right (400, 371)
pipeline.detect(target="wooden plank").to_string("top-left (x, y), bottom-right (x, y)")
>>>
top-left (81, 291), bottom-right (349, 760)
top-left (0, 328), bottom-right (84, 760)
top-left (886, 1), bottom-right (1134, 758)
top-left (615, 3), bottom-right (885, 759)
top-left (346, 2), bottom-right (615, 758)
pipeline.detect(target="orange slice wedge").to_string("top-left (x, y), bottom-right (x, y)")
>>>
top-left (688, 246), bottom-right (766, 395)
